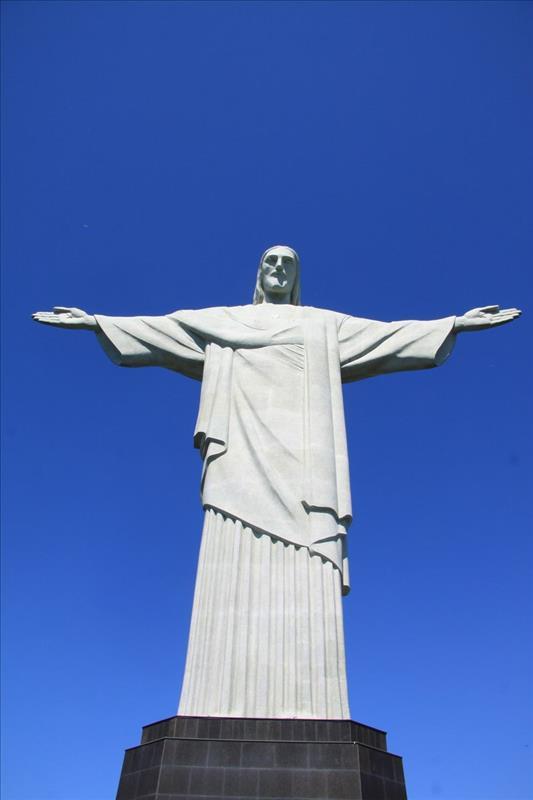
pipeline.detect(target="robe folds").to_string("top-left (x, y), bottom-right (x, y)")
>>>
top-left (95, 304), bottom-right (456, 593)
top-left (95, 304), bottom-right (456, 718)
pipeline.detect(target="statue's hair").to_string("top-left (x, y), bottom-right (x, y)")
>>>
top-left (252, 245), bottom-right (301, 305)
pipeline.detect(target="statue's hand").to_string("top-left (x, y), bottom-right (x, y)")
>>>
top-left (454, 305), bottom-right (521, 332)
top-left (32, 306), bottom-right (98, 330)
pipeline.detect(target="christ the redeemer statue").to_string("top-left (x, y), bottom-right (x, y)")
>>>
top-left (33, 246), bottom-right (520, 721)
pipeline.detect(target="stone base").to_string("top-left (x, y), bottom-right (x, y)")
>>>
top-left (116, 715), bottom-right (407, 800)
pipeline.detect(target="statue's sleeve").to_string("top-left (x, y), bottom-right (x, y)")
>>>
top-left (94, 313), bottom-right (205, 380)
top-left (338, 314), bottom-right (456, 383)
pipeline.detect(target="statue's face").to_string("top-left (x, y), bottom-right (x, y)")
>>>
top-left (260, 246), bottom-right (297, 298)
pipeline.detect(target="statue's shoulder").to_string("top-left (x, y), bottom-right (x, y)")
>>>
top-left (168, 305), bottom-right (260, 331)
top-left (168, 305), bottom-right (240, 318)
top-left (301, 305), bottom-right (348, 326)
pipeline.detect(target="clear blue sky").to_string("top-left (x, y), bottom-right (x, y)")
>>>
top-left (2, 2), bottom-right (531, 799)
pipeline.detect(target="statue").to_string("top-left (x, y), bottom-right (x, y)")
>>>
top-left (33, 245), bottom-right (521, 721)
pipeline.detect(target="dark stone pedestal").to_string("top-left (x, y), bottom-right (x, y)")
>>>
top-left (116, 715), bottom-right (407, 800)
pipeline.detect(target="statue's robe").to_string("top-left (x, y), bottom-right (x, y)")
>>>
top-left (95, 304), bottom-right (456, 719)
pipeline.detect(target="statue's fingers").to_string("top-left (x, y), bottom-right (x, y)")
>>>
top-left (35, 312), bottom-right (69, 324)
top-left (491, 314), bottom-right (515, 324)
top-left (490, 316), bottom-right (516, 327)
top-left (498, 308), bottom-right (521, 316)
top-left (34, 311), bottom-right (69, 321)
top-left (495, 310), bottom-right (520, 321)
top-left (480, 304), bottom-right (500, 313)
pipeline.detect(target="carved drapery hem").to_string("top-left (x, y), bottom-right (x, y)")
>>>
top-left (178, 509), bottom-right (351, 720)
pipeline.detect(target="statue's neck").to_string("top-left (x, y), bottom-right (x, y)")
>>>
top-left (263, 295), bottom-right (292, 305)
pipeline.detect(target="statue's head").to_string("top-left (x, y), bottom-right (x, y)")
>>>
top-left (253, 245), bottom-right (301, 305)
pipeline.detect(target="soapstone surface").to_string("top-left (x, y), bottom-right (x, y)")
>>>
top-left (32, 245), bottom-right (521, 719)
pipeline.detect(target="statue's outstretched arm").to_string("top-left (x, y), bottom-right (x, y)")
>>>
top-left (32, 306), bottom-right (97, 331)
top-left (34, 305), bottom-right (206, 376)
top-left (454, 305), bottom-right (521, 332)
